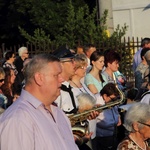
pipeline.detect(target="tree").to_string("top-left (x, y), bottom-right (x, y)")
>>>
top-left (0, 0), bottom-right (127, 51)
top-left (19, 0), bottom-right (127, 50)
top-left (0, 0), bottom-right (86, 44)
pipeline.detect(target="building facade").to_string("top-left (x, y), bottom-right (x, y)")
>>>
top-left (112, 0), bottom-right (150, 38)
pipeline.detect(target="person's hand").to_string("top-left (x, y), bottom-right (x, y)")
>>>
top-left (88, 110), bottom-right (99, 120)
top-left (74, 132), bottom-right (93, 146)
top-left (82, 132), bottom-right (93, 143)
top-left (117, 115), bottom-right (122, 126)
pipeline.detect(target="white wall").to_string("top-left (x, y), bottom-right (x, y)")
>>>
top-left (112, 0), bottom-right (150, 38)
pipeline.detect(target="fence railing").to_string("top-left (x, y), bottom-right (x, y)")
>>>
top-left (0, 37), bottom-right (143, 82)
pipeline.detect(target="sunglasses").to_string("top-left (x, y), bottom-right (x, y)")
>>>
top-left (109, 96), bottom-right (118, 101)
top-left (0, 79), bottom-right (5, 82)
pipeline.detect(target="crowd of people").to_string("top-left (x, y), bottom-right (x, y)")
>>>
top-left (0, 42), bottom-right (150, 150)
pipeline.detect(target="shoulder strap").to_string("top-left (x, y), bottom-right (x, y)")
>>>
top-left (61, 84), bottom-right (78, 114)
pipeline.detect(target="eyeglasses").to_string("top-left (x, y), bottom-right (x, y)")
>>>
top-left (78, 66), bottom-right (87, 70)
top-left (60, 59), bottom-right (74, 63)
top-left (0, 79), bottom-right (5, 82)
top-left (138, 121), bottom-right (150, 127)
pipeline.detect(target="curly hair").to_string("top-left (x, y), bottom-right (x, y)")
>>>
top-left (5, 51), bottom-right (14, 60)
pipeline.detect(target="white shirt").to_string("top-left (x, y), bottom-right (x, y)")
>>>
top-left (141, 90), bottom-right (150, 104)
top-left (55, 81), bottom-right (79, 113)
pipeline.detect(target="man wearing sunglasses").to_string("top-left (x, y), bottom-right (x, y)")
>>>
top-left (14, 47), bottom-right (29, 83)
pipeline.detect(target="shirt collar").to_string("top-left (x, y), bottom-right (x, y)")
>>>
top-left (20, 89), bottom-right (42, 109)
top-left (62, 81), bottom-right (70, 88)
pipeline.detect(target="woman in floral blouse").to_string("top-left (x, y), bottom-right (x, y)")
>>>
top-left (117, 103), bottom-right (150, 150)
top-left (3, 50), bottom-right (18, 75)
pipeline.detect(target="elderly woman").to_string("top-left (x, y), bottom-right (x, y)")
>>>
top-left (117, 103), bottom-right (150, 150)
top-left (77, 93), bottom-right (96, 113)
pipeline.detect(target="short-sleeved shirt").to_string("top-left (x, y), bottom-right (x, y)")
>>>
top-left (141, 90), bottom-right (150, 104)
top-left (84, 73), bottom-right (107, 92)
top-left (55, 81), bottom-right (79, 113)
top-left (3, 61), bottom-right (18, 75)
top-left (135, 62), bottom-right (149, 89)
top-left (102, 71), bottom-right (115, 83)
top-left (132, 48), bottom-right (142, 72)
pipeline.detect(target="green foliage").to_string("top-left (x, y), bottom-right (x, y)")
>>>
top-left (0, 0), bottom-right (130, 76)
top-left (0, 0), bottom-right (127, 48)
top-left (110, 24), bottom-right (128, 42)
top-left (19, 27), bottom-right (51, 43)
top-left (55, 1), bottom-right (109, 48)
top-left (19, 27), bottom-right (54, 52)
top-left (17, 0), bottom-right (127, 50)
top-left (108, 24), bottom-right (129, 74)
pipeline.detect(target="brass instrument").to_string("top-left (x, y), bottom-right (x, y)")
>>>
top-left (69, 86), bottom-right (125, 126)
top-left (69, 85), bottom-right (125, 137)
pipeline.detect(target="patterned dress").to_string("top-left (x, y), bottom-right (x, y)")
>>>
top-left (117, 137), bottom-right (150, 150)
top-left (3, 62), bottom-right (18, 75)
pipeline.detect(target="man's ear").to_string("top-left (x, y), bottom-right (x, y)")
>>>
top-left (34, 72), bottom-right (43, 86)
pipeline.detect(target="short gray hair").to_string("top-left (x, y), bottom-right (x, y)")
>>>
top-left (77, 93), bottom-right (96, 112)
top-left (24, 54), bottom-right (59, 85)
top-left (18, 47), bottom-right (28, 56)
top-left (124, 103), bottom-right (150, 132)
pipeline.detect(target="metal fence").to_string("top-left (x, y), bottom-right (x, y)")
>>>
top-left (0, 37), bottom-right (143, 82)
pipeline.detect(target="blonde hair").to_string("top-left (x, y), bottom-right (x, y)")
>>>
top-left (74, 54), bottom-right (87, 69)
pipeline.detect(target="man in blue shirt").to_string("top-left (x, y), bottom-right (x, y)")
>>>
top-left (133, 38), bottom-right (150, 72)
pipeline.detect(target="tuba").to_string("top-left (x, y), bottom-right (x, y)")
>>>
top-left (69, 84), bottom-right (125, 137)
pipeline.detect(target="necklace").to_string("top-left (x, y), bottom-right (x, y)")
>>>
top-left (71, 80), bottom-right (82, 88)
top-left (71, 80), bottom-right (88, 93)
top-left (129, 135), bottom-right (146, 150)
